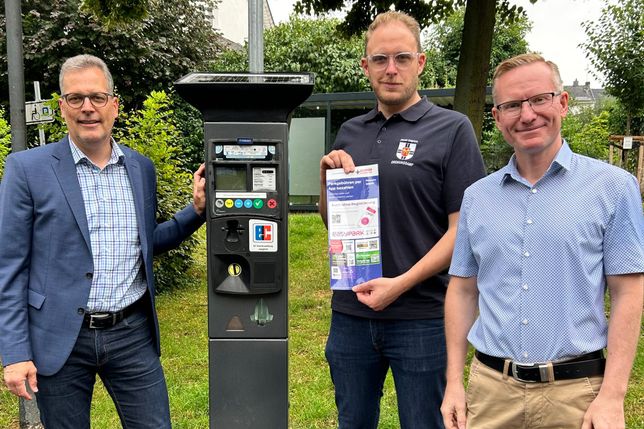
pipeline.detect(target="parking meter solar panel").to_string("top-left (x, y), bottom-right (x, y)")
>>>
top-left (175, 72), bottom-right (315, 122)
top-left (175, 72), bottom-right (314, 429)
top-left (177, 72), bottom-right (313, 84)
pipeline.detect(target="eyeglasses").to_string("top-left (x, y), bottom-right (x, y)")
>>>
top-left (495, 92), bottom-right (561, 117)
top-left (365, 52), bottom-right (420, 71)
top-left (61, 92), bottom-right (113, 109)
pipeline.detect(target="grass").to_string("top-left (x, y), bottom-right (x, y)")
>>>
top-left (1, 213), bottom-right (642, 428)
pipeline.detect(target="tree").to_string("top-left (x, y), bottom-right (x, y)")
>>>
top-left (294, 0), bottom-right (526, 36)
top-left (293, 0), bottom-right (534, 141)
top-left (80, 0), bottom-right (149, 26)
top-left (426, 4), bottom-right (530, 139)
top-left (211, 16), bottom-right (450, 92)
top-left (211, 17), bottom-right (375, 93)
top-left (424, 7), bottom-right (531, 88)
top-left (581, 0), bottom-right (644, 135)
top-left (0, 0), bottom-right (222, 109)
top-left (452, 1), bottom-right (496, 142)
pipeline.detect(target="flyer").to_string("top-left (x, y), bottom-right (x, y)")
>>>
top-left (326, 164), bottom-right (382, 290)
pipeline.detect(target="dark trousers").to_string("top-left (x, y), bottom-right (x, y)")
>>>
top-left (325, 311), bottom-right (446, 429)
top-left (36, 307), bottom-right (171, 429)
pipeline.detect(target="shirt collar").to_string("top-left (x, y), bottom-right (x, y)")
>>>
top-left (499, 140), bottom-right (573, 185)
top-left (69, 137), bottom-right (125, 167)
top-left (363, 96), bottom-right (433, 123)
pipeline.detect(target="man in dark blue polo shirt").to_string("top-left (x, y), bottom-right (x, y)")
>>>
top-left (319, 10), bottom-right (486, 429)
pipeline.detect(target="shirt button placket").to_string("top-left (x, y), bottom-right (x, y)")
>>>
top-left (377, 124), bottom-right (386, 145)
top-left (520, 186), bottom-right (537, 358)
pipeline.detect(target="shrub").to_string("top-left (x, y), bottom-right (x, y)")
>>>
top-left (114, 90), bottom-right (200, 293)
top-left (562, 101), bottom-right (611, 161)
top-left (0, 108), bottom-right (10, 178)
top-left (171, 93), bottom-right (205, 173)
top-left (480, 124), bottom-right (513, 173)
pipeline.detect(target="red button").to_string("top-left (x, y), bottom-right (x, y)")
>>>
top-left (267, 199), bottom-right (277, 209)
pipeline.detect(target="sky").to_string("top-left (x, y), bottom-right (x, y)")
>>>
top-left (267, 0), bottom-right (607, 88)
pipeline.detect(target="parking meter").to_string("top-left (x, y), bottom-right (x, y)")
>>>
top-left (175, 73), bottom-right (314, 428)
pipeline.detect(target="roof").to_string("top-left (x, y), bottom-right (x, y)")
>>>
top-left (301, 86), bottom-right (494, 109)
top-left (564, 80), bottom-right (606, 103)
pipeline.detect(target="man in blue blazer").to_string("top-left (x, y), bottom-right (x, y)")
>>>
top-left (0, 54), bottom-right (206, 428)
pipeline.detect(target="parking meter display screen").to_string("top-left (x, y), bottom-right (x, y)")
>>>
top-left (216, 166), bottom-right (247, 191)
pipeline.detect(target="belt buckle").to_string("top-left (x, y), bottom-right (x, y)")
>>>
top-left (511, 361), bottom-right (549, 383)
top-left (88, 313), bottom-right (112, 329)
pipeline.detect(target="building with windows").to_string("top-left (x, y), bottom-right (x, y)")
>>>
top-left (564, 79), bottom-right (606, 112)
top-left (196, 0), bottom-right (275, 49)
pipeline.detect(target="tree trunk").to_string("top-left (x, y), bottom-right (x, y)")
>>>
top-left (453, 0), bottom-right (497, 143)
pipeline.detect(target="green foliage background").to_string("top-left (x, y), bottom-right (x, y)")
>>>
top-left (424, 7), bottom-right (532, 88)
top-left (0, 0), bottom-right (221, 108)
top-left (562, 101), bottom-right (611, 161)
top-left (211, 10), bottom-right (532, 95)
top-left (212, 17), bottom-right (372, 94)
top-left (0, 108), bottom-right (10, 178)
top-left (116, 91), bottom-right (199, 293)
top-left (581, 0), bottom-right (644, 133)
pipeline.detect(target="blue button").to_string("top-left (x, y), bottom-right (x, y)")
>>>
top-left (234, 199), bottom-right (243, 208)
top-left (244, 199), bottom-right (253, 208)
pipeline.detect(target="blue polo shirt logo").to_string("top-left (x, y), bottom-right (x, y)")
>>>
top-left (396, 140), bottom-right (417, 160)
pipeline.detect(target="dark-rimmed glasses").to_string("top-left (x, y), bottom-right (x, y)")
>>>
top-left (61, 92), bottom-right (114, 109)
top-left (495, 92), bottom-right (561, 117)
top-left (365, 52), bottom-right (420, 71)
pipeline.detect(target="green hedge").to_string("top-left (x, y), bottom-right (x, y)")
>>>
top-left (0, 108), bottom-right (10, 178)
top-left (115, 91), bottom-right (200, 293)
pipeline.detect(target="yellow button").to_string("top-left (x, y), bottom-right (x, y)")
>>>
top-left (228, 263), bottom-right (242, 277)
top-left (225, 199), bottom-right (234, 208)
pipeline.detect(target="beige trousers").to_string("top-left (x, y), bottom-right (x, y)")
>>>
top-left (466, 356), bottom-right (604, 429)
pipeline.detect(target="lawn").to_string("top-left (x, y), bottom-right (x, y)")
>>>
top-left (0, 213), bottom-right (642, 428)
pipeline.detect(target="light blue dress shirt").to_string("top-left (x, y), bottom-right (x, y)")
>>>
top-left (449, 142), bottom-right (644, 363)
top-left (70, 140), bottom-right (146, 313)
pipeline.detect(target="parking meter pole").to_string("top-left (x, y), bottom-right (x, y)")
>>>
top-left (175, 73), bottom-right (314, 429)
top-left (248, 0), bottom-right (264, 74)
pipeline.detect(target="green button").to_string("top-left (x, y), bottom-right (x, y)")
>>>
top-left (253, 199), bottom-right (264, 209)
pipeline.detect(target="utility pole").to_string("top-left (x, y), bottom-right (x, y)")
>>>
top-left (5, 0), bottom-right (27, 152)
top-left (248, 0), bottom-right (264, 73)
top-left (4, 0), bottom-right (43, 426)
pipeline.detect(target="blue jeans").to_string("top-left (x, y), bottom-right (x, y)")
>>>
top-left (36, 307), bottom-right (171, 429)
top-left (325, 311), bottom-right (446, 429)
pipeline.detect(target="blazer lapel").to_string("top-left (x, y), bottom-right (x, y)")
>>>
top-left (51, 137), bottom-right (92, 251)
top-left (123, 151), bottom-right (150, 260)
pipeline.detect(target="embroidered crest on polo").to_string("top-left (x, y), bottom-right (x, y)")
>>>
top-left (396, 139), bottom-right (417, 160)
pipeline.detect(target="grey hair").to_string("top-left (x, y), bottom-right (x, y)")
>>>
top-left (59, 54), bottom-right (114, 94)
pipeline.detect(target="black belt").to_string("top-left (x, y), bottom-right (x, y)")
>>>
top-left (475, 350), bottom-right (605, 383)
top-left (83, 299), bottom-right (144, 329)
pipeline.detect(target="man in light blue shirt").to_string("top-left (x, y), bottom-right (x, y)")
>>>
top-left (440, 53), bottom-right (644, 429)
